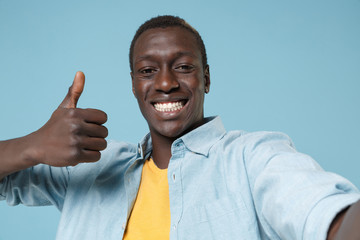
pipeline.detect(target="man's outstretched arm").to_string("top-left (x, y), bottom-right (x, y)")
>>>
top-left (0, 71), bottom-right (108, 180)
top-left (328, 200), bottom-right (360, 240)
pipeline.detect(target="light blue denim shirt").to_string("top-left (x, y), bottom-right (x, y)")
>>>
top-left (1, 116), bottom-right (359, 239)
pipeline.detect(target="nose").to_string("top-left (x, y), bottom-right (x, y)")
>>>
top-left (154, 68), bottom-right (179, 93)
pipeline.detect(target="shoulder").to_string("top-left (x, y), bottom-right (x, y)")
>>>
top-left (215, 130), bottom-right (303, 182)
top-left (218, 130), bottom-right (294, 154)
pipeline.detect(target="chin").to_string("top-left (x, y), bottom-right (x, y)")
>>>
top-left (149, 121), bottom-right (188, 140)
top-left (157, 127), bottom-right (186, 139)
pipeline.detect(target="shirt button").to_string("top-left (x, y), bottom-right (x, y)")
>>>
top-left (122, 223), bottom-right (126, 230)
top-left (173, 224), bottom-right (177, 230)
top-left (138, 147), bottom-right (141, 154)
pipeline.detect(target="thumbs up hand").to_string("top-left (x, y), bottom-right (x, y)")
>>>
top-left (29, 71), bottom-right (108, 167)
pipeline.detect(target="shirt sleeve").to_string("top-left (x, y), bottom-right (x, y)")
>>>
top-left (0, 164), bottom-right (70, 211)
top-left (244, 131), bottom-right (360, 240)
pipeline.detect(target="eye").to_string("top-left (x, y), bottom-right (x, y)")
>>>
top-left (135, 67), bottom-right (157, 79)
top-left (175, 64), bottom-right (195, 73)
top-left (140, 68), bottom-right (156, 74)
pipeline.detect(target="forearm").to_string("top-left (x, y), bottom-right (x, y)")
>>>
top-left (0, 133), bottom-right (39, 180)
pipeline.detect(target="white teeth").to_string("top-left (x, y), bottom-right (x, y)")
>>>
top-left (154, 101), bottom-right (184, 112)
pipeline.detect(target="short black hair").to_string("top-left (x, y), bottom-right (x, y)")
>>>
top-left (129, 15), bottom-right (208, 72)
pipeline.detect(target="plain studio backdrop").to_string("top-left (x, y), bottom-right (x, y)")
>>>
top-left (0, 0), bottom-right (359, 239)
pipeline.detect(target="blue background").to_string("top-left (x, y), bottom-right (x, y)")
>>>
top-left (0, 0), bottom-right (359, 239)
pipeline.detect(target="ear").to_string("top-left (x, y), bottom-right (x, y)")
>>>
top-left (131, 72), bottom-right (137, 98)
top-left (204, 65), bottom-right (210, 94)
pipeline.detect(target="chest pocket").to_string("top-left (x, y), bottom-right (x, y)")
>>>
top-left (178, 196), bottom-right (260, 240)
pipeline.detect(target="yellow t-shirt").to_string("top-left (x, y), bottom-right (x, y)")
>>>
top-left (123, 158), bottom-right (170, 240)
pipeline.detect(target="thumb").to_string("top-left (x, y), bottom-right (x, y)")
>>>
top-left (59, 71), bottom-right (85, 108)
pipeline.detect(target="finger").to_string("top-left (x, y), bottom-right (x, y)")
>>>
top-left (81, 137), bottom-right (107, 152)
top-left (78, 108), bottom-right (108, 125)
top-left (79, 150), bottom-right (102, 163)
top-left (82, 123), bottom-right (108, 138)
top-left (59, 71), bottom-right (85, 109)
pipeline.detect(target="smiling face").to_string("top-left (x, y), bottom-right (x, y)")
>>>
top-left (131, 26), bottom-right (210, 140)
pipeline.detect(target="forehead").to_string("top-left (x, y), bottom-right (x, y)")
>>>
top-left (133, 27), bottom-right (201, 63)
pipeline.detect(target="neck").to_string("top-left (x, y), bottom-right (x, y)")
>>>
top-left (149, 117), bottom-right (208, 169)
top-left (150, 133), bottom-right (175, 169)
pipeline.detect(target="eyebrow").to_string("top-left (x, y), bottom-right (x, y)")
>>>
top-left (134, 51), bottom-right (198, 64)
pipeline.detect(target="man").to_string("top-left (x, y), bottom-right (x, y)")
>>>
top-left (0, 15), bottom-right (360, 240)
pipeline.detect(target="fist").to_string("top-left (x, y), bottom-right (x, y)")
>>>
top-left (30, 72), bottom-right (108, 167)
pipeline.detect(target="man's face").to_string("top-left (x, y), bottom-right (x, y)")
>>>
top-left (131, 26), bottom-right (210, 140)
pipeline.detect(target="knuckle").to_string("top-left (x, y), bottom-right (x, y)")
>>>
top-left (66, 108), bottom-right (78, 118)
top-left (102, 126), bottom-right (109, 138)
top-left (87, 151), bottom-right (100, 162)
top-left (68, 135), bottom-right (77, 146)
top-left (102, 112), bottom-right (108, 122)
top-left (68, 135), bottom-right (82, 150)
top-left (95, 110), bottom-right (107, 123)
top-left (65, 148), bottom-right (82, 166)
top-left (100, 139), bottom-right (107, 150)
top-left (68, 122), bottom-right (82, 135)
top-left (92, 151), bottom-right (101, 161)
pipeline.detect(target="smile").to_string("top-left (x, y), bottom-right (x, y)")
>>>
top-left (153, 101), bottom-right (186, 112)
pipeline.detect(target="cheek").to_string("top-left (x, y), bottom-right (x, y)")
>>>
top-left (195, 73), bottom-right (206, 91)
top-left (133, 83), bottom-right (148, 115)
top-left (183, 73), bottom-right (205, 92)
top-left (133, 81), bottom-right (150, 100)
top-left (191, 80), bottom-right (205, 100)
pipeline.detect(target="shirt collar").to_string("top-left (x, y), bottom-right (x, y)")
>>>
top-left (138, 116), bottom-right (226, 158)
top-left (179, 116), bottom-right (226, 157)
top-left (137, 133), bottom-right (152, 160)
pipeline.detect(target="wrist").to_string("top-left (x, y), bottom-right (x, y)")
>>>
top-left (22, 132), bottom-right (43, 166)
top-left (0, 134), bottom-right (40, 179)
